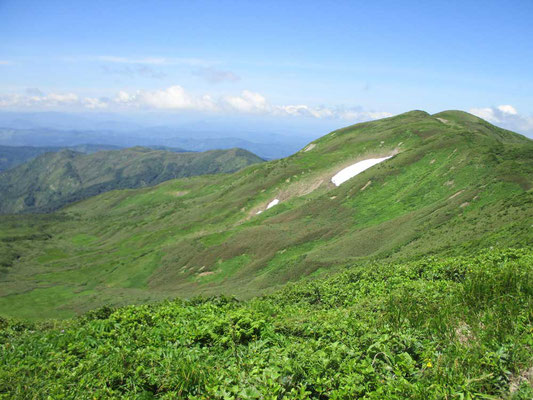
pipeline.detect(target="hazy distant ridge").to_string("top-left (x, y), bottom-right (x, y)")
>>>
top-left (0, 146), bottom-right (263, 213)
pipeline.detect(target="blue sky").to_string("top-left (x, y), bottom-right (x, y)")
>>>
top-left (1, 0), bottom-right (532, 135)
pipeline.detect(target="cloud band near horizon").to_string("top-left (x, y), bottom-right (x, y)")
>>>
top-left (0, 85), bottom-right (393, 121)
top-left (0, 85), bottom-right (531, 136)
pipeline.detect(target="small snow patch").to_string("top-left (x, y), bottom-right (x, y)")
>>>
top-left (430, 159), bottom-right (436, 164)
top-left (267, 199), bottom-right (279, 209)
top-left (436, 117), bottom-right (449, 124)
top-left (256, 210), bottom-right (263, 214)
top-left (331, 157), bottom-right (392, 186)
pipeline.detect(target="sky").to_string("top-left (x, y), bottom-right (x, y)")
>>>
top-left (1, 0), bottom-right (532, 136)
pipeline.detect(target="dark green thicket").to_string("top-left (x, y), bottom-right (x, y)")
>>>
top-left (1, 249), bottom-right (531, 399)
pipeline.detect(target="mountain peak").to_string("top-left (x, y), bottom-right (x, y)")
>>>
top-left (432, 110), bottom-right (485, 122)
top-left (397, 110), bottom-right (430, 118)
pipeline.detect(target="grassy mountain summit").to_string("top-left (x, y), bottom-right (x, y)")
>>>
top-left (0, 110), bottom-right (531, 320)
top-left (0, 146), bottom-right (264, 214)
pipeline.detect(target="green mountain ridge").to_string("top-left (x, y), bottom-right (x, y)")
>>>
top-left (0, 110), bottom-right (531, 320)
top-left (0, 144), bottom-right (125, 172)
top-left (0, 146), bottom-right (263, 214)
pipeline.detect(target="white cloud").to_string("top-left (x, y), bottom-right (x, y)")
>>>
top-left (216, 90), bottom-right (393, 121)
top-left (271, 104), bottom-right (392, 121)
top-left (469, 107), bottom-right (497, 123)
top-left (497, 105), bottom-right (517, 115)
top-left (338, 110), bottom-right (393, 121)
top-left (114, 85), bottom-right (217, 111)
top-left (115, 91), bottom-right (133, 104)
top-left (3, 86), bottom-right (531, 137)
top-left (276, 104), bottom-right (335, 118)
top-left (470, 105), bottom-right (533, 136)
top-left (470, 104), bottom-right (520, 123)
top-left (83, 97), bottom-right (108, 109)
top-left (222, 90), bottom-right (269, 113)
top-left (45, 93), bottom-right (79, 104)
top-left (0, 61), bottom-right (11, 65)
top-left (0, 92), bottom-right (79, 108)
top-left (0, 85), bottom-right (391, 124)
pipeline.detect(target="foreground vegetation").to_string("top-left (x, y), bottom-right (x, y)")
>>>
top-left (1, 248), bottom-right (532, 399)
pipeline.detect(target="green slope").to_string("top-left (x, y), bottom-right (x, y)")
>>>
top-left (1, 249), bottom-right (532, 398)
top-left (0, 146), bottom-right (264, 214)
top-left (0, 110), bottom-right (531, 319)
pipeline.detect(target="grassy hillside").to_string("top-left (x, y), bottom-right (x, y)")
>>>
top-left (0, 110), bottom-right (531, 320)
top-left (0, 146), bottom-right (263, 213)
top-left (1, 248), bottom-right (532, 399)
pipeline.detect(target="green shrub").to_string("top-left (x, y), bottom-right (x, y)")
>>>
top-left (1, 248), bottom-right (531, 399)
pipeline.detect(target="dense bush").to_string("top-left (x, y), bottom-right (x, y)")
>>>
top-left (1, 248), bottom-right (532, 399)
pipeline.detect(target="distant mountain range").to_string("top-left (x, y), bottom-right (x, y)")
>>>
top-left (0, 146), bottom-right (263, 214)
top-left (0, 144), bottom-right (191, 172)
top-left (0, 125), bottom-right (311, 159)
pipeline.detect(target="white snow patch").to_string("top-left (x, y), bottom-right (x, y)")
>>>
top-left (267, 198), bottom-right (279, 209)
top-left (254, 198), bottom-right (279, 215)
top-left (331, 157), bottom-right (392, 186)
top-left (303, 143), bottom-right (316, 152)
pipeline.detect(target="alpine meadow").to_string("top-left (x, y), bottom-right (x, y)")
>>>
top-left (1, 1), bottom-right (533, 399)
